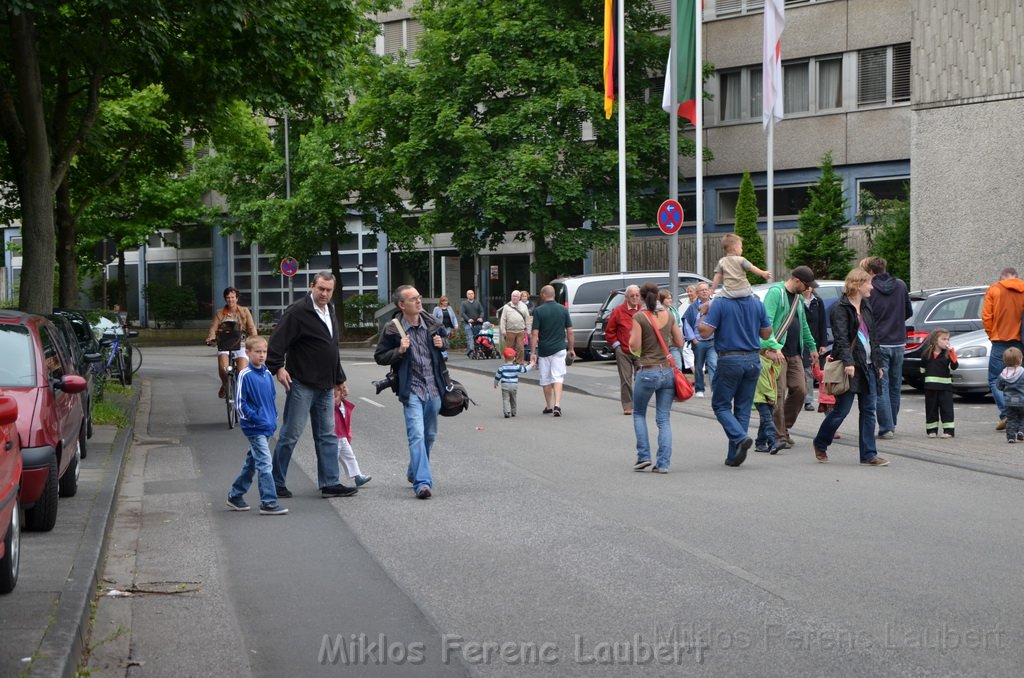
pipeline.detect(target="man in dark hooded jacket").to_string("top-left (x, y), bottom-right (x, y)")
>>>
top-left (861, 257), bottom-right (912, 439)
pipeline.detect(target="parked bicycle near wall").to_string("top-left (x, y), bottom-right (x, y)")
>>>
top-left (99, 313), bottom-right (140, 386)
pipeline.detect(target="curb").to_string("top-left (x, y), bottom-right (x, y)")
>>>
top-left (28, 387), bottom-right (141, 678)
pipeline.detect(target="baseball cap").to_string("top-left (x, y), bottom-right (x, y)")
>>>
top-left (502, 347), bottom-right (517, 358)
top-left (791, 266), bottom-right (819, 288)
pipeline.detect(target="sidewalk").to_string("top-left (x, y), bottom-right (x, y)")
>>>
top-left (0, 391), bottom-right (138, 678)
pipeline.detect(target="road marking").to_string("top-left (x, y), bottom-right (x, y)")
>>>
top-left (360, 397), bottom-right (386, 408)
top-left (350, 362), bottom-right (377, 366)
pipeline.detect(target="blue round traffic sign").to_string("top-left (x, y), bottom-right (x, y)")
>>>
top-left (657, 199), bottom-right (684, 235)
top-left (281, 257), bottom-right (299, 277)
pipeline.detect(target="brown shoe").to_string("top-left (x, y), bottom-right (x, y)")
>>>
top-left (814, 448), bottom-right (829, 463)
top-left (623, 409), bottom-right (633, 415)
top-left (862, 456), bottom-right (890, 466)
top-left (997, 418), bottom-right (1007, 431)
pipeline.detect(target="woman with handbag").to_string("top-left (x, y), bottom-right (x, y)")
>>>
top-left (811, 268), bottom-right (890, 466)
top-left (629, 282), bottom-right (685, 473)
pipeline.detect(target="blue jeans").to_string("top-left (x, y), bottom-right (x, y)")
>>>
top-left (989, 341), bottom-right (1022, 419)
top-left (755, 402), bottom-right (777, 449)
top-left (875, 345), bottom-right (905, 434)
top-left (272, 380), bottom-right (340, 489)
top-left (711, 353), bottom-right (760, 464)
top-left (632, 367), bottom-right (675, 470)
top-left (692, 339), bottom-right (718, 393)
top-left (404, 392), bottom-right (442, 492)
top-left (813, 371), bottom-right (879, 463)
top-left (465, 324), bottom-right (480, 355)
top-left (230, 434), bottom-right (277, 506)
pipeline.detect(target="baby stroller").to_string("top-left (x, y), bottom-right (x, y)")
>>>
top-left (472, 325), bottom-right (500, 359)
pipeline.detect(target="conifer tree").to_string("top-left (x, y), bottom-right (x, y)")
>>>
top-left (733, 170), bottom-right (766, 285)
top-left (786, 152), bottom-right (855, 279)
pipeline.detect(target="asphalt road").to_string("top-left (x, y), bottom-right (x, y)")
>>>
top-left (84, 346), bottom-right (1024, 676)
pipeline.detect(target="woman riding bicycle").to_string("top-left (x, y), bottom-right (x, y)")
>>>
top-left (205, 287), bottom-right (258, 399)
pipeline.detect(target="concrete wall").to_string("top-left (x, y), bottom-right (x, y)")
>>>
top-left (910, 0), bottom-right (1024, 289)
top-left (910, 92), bottom-right (1024, 289)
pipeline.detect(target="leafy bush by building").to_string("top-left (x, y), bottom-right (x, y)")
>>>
top-left (143, 283), bottom-right (197, 328)
top-left (859, 190), bottom-right (911, 287)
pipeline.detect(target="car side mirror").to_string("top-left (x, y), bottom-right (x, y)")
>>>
top-left (85, 352), bottom-right (104, 364)
top-left (53, 374), bottom-right (87, 394)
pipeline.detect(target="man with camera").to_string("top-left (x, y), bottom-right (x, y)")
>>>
top-left (374, 285), bottom-right (448, 500)
top-left (268, 271), bottom-right (357, 499)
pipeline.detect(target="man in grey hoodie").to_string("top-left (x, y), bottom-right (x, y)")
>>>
top-left (861, 257), bottom-right (913, 439)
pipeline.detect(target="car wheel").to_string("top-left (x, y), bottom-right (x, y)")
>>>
top-left (59, 439), bottom-right (81, 498)
top-left (0, 496), bottom-right (19, 594)
top-left (25, 455), bottom-right (59, 532)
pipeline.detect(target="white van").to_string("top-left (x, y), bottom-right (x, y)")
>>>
top-left (549, 271), bottom-right (709, 358)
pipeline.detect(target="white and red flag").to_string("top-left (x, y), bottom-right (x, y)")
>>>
top-left (762, 0), bottom-right (785, 128)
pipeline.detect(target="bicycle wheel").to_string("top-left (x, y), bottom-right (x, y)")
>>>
top-left (225, 370), bottom-right (237, 429)
top-left (122, 346), bottom-right (133, 386)
top-left (130, 344), bottom-right (143, 375)
top-left (115, 349), bottom-right (129, 387)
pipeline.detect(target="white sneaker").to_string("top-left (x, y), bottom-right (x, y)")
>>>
top-left (695, 391), bottom-right (705, 398)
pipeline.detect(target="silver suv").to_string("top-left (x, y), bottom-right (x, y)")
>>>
top-left (550, 271), bottom-right (708, 358)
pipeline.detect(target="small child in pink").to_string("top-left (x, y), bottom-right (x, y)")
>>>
top-left (334, 383), bottom-right (371, 488)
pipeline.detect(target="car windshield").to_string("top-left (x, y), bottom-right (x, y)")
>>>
top-left (0, 325), bottom-right (36, 387)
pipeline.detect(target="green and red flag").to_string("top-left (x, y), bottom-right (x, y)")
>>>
top-left (662, 0), bottom-right (700, 125)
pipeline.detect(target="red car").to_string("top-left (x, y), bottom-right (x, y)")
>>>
top-left (0, 311), bottom-right (87, 533)
top-left (0, 394), bottom-right (20, 593)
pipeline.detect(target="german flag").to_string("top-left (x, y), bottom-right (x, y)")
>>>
top-left (603, 0), bottom-right (618, 119)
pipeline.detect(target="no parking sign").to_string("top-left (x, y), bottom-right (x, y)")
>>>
top-left (657, 200), bottom-right (684, 235)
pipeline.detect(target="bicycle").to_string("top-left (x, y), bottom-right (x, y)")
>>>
top-left (99, 324), bottom-right (138, 387)
top-left (208, 319), bottom-right (244, 429)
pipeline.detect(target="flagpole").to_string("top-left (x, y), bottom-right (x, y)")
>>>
top-left (767, 117), bottom-right (775, 273)
top-left (617, 0), bottom-right (627, 273)
top-left (695, 1), bottom-right (704, 278)
top-left (668, 0), bottom-right (679, 299)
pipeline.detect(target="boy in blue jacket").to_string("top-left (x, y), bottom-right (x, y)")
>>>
top-left (227, 336), bottom-right (287, 515)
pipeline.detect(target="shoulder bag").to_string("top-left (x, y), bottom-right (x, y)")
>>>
top-left (821, 335), bottom-right (857, 396)
top-left (643, 311), bottom-right (694, 402)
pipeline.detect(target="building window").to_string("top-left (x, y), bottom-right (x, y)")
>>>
top-left (783, 62), bottom-right (809, 114)
top-left (719, 70), bottom-right (742, 121)
top-left (717, 184), bottom-right (812, 223)
top-left (817, 57), bottom-right (842, 110)
top-left (715, 44), bottom-right (909, 124)
top-left (857, 43), bottom-right (911, 107)
top-left (856, 176), bottom-right (910, 213)
top-left (715, 0), bottom-right (826, 18)
top-left (381, 18), bottom-right (425, 60)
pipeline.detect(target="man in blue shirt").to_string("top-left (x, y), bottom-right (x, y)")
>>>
top-left (699, 295), bottom-right (775, 467)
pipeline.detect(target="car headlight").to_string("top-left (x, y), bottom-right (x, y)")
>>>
top-left (956, 346), bottom-right (988, 359)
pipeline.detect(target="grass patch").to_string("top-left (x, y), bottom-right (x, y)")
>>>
top-left (92, 399), bottom-right (128, 428)
top-left (105, 383), bottom-right (133, 397)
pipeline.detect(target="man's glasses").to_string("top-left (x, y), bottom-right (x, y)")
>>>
top-left (404, 295), bottom-right (423, 303)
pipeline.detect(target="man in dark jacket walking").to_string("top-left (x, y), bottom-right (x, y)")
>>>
top-left (268, 272), bottom-right (357, 498)
top-left (375, 285), bottom-right (448, 499)
top-left (861, 257), bottom-right (913, 439)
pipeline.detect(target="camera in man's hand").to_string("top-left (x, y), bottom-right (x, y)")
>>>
top-left (373, 371), bottom-right (397, 395)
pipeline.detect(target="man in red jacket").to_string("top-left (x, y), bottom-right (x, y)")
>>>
top-left (605, 285), bottom-right (642, 415)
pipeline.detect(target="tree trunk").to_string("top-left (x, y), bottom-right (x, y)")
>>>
top-left (56, 179), bottom-right (78, 307)
top-left (8, 12), bottom-right (56, 314)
